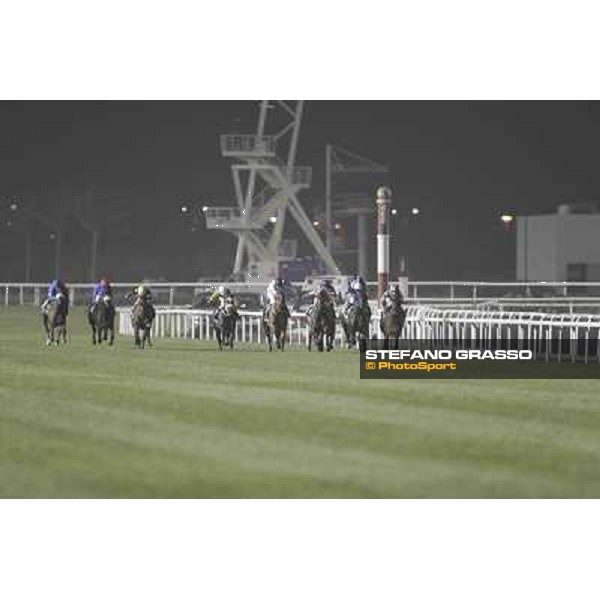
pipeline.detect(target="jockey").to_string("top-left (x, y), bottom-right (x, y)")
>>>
top-left (42, 279), bottom-right (69, 314)
top-left (266, 278), bottom-right (285, 306)
top-left (90, 276), bottom-right (113, 313)
top-left (348, 274), bottom-right (367, 304)
top-left (314, 279), bottom-right (336, 306)
top-left (129, 284), bottom-right (152, 308)
top-left (381, 284), bottom-right (404, 312)
top-left (137, 284), bottom-right (152, 303)
top-left (209, 285), bottom-right (237, 320)
top-left (264, 278), bottom-right (290, 316)
top-left (344, 274), bottom-right (369, 318)
top-left (343, 287), bottom-right (361, 308)
top-left (47, 279), bottom-right (60, 301)
top-left (131, 284), bottom-right (155, 321)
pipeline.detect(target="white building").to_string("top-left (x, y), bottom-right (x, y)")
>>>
top-left (517, 204), bottom-right (600, 281)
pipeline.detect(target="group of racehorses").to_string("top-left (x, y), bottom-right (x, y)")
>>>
top-left (41, 292), bottom-right (154, 350)
top-left (215, 288), bottom-right (406, 353)
top-left (41, 287), bottom-right (406, 352)
top-left (302, 287), bottom-right (405, 352)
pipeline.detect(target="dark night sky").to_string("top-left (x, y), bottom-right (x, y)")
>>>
top-left (2, 100), bottom-right (600, 282)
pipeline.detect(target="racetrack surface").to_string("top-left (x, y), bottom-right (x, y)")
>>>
top-left (1, 307), bottom-right (600, 498)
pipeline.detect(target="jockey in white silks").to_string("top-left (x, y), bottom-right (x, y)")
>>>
top-left (265, 278), bottom-right (289, 317)
top-left (267, 278), bottom-right (284, 305)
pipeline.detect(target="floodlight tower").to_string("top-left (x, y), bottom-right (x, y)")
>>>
top-left (205, 101), bottom-right (339, 280)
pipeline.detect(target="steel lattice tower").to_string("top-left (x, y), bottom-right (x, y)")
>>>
top-left (204, 101), bottom-right (339, 281)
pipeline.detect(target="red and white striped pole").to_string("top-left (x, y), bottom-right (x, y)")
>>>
top-left (376, 186), bottom-right (392, 303)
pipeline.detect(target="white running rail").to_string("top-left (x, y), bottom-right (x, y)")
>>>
top-left (5, 280), bottom-right (600, 312)
top-left (117, 305), bottom-right (600, 362)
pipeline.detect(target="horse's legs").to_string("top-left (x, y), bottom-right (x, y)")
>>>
top-left (350, 327), bottom-right (356, 349)
top-left (317, 330), bottom-right (324, 352)
top-left (109, 327), bottom-right (114, 346)
top-left (264, 323), bottom-right (272, 351)
top-left (43, 315), bottom-right (52, 346)
top-left (143, 327), bottom-right (152, 349)
top-left (343, 324), bottom-right (351, 349)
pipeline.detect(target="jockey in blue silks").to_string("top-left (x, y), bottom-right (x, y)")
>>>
top-left (42, 279), bottom-right (69, 314)
top-left (91, 277), bottom-right (111, 302)
top-left (343, 274), bottom-right (370, 319)
top-left (90, 276), bottom-right (113, 313)
top-left (47, 279), bottom-right (60, 299)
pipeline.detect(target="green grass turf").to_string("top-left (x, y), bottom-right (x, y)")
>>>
top-left (1, 306), bottom-right (600, 498)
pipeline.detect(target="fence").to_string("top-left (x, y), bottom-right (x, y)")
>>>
top-left (6, 280), bottom-right (600, 312)
top-left (117, 305), bottom-right (600, 363)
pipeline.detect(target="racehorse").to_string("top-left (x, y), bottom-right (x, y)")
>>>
top-left (88, 294), bottom-right (115, 345)
top-left (307, 289), bottom-right (336, 352)
top-left (132, 297), bottom-right (155, 349)
top-left (340, 292), bottom-right (370, 350)
top-left (213, 297), bottom-right (237, 351)
top-left (263, 292), bottom-right (288, 352)
top-left (42, 292), bottom-right (68, 346)
top-left (380, 298), bottom-right (406, 350)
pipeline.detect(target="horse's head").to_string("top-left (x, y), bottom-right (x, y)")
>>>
top-left (102, 294), bottom-right (112, 305)
top-left (386, 295), bottom-right (404, 314)
top-left (317, 288), bottom-right (330, 304)
top-left (223, 298), bottom-right (235, 316)
top-left (54, 292), bottom-right (67, 308)
top-left (273, 291), bottom-right (283, 305)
